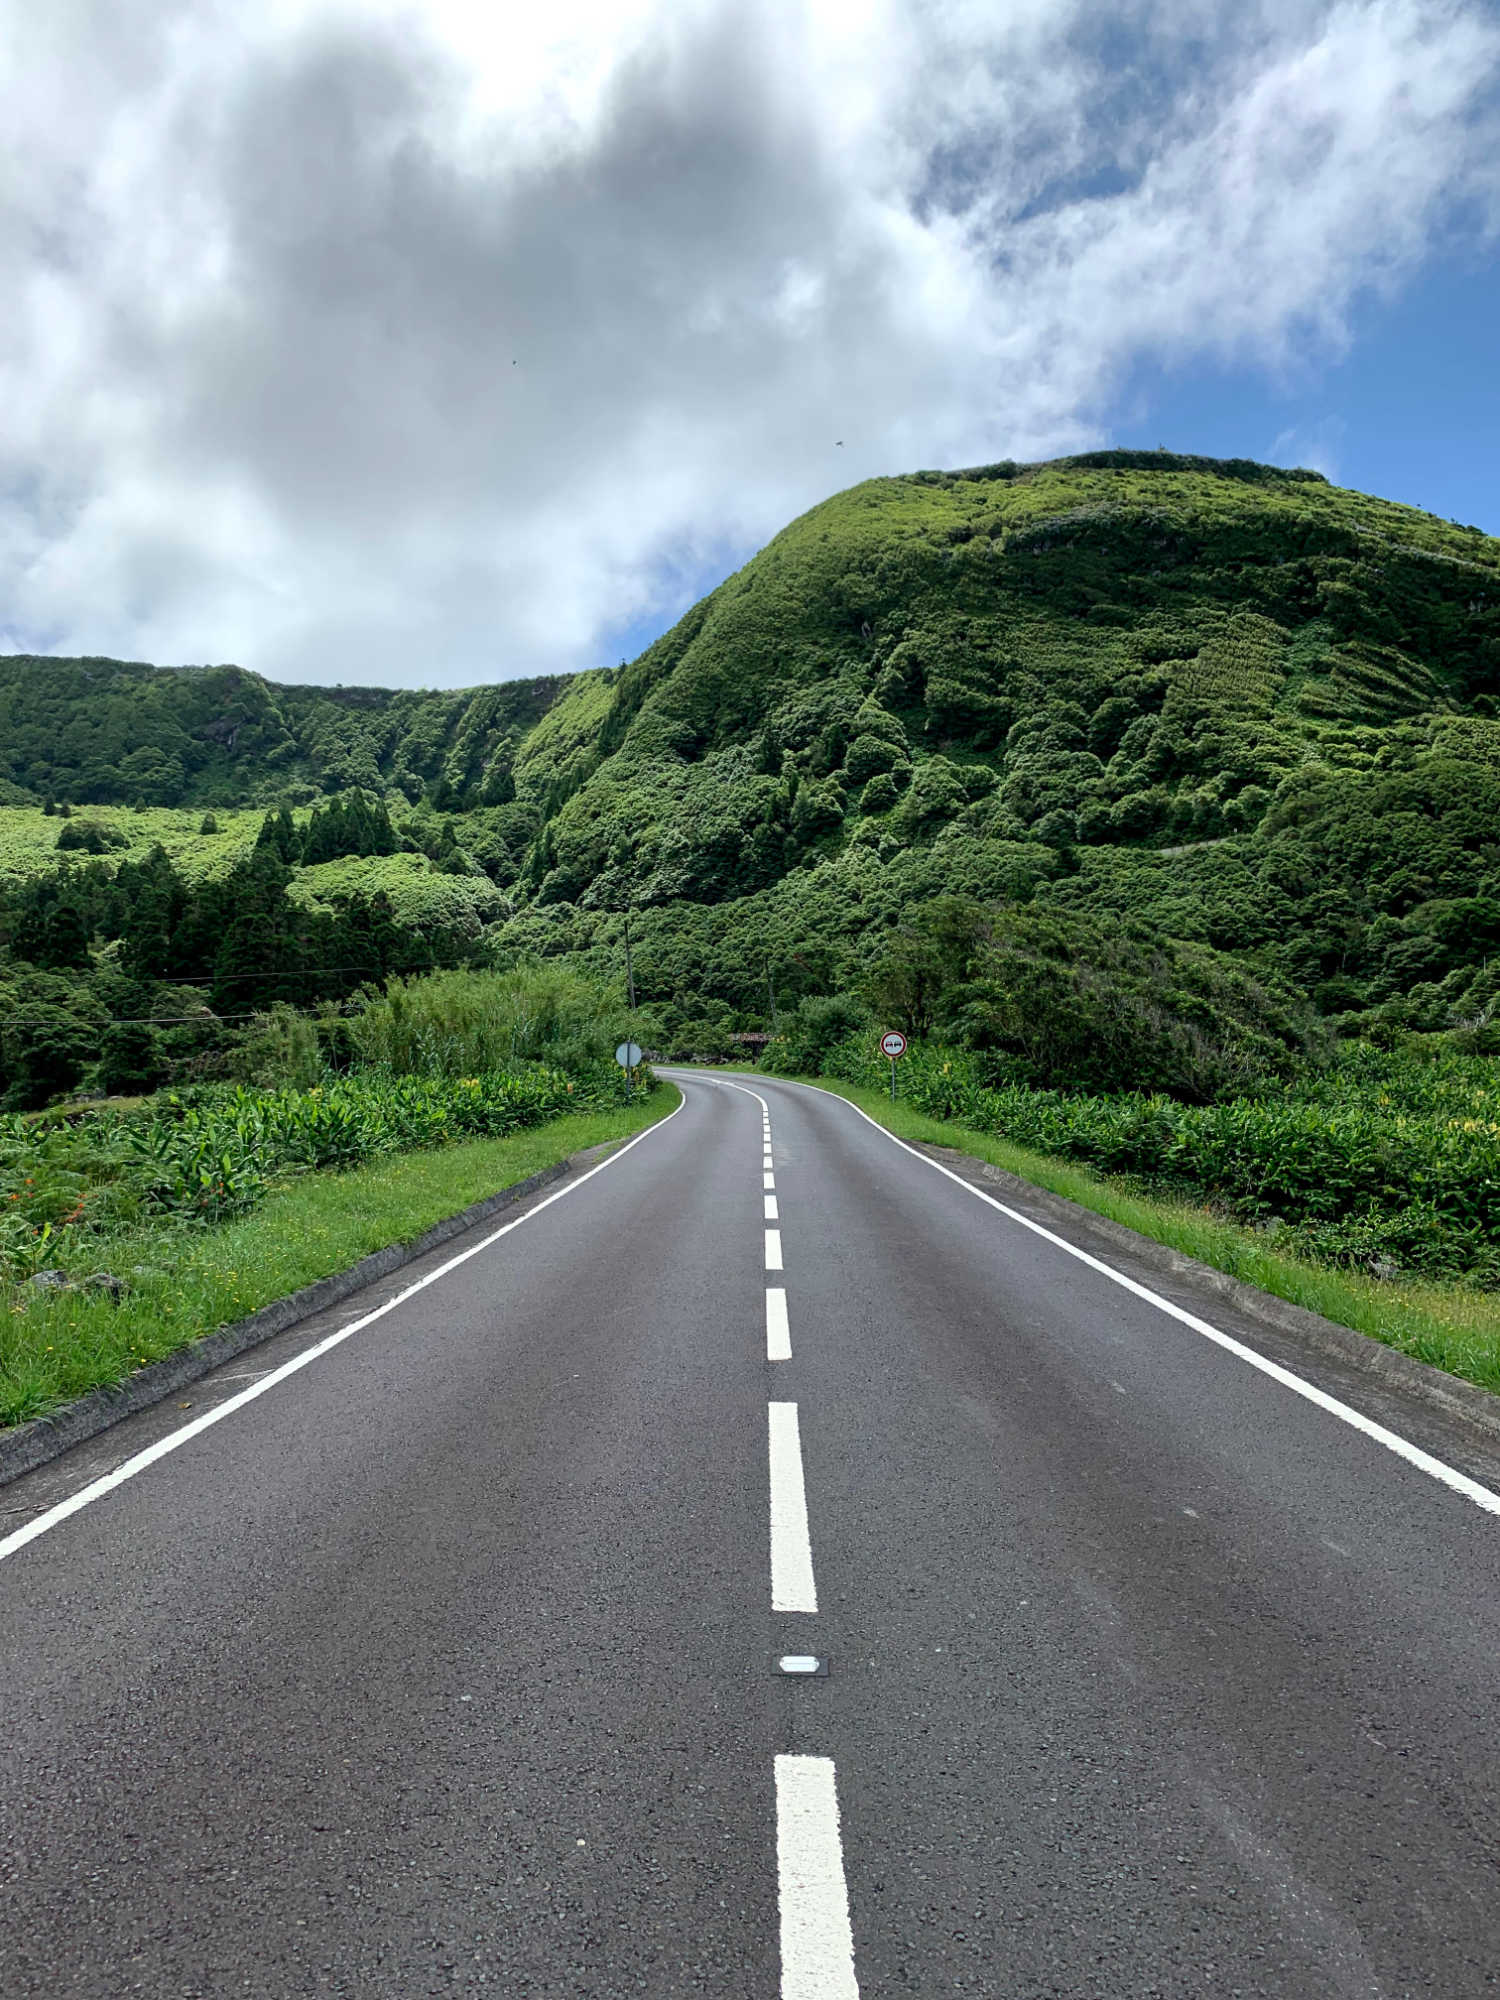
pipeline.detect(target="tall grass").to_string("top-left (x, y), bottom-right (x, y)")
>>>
top-left (350, 963), bottom-right (631, 1075)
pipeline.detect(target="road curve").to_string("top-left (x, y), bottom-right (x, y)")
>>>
top-left (2, 1068), bottom-right (1499, 1996)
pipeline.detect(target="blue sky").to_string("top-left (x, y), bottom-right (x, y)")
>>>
top-left (603, 248), bottom-right (1500, 673)
top-left (3, 1), bottom-right (1498, 688)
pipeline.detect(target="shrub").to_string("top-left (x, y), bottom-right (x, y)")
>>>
top-left (762, 994), bottom-right (873, 1075)
top-left (844, 733), bottom-right (906, 786)
top-left (350, 964), bottom-right (627, 1076)
top-left (859, 773), bottom-right (899, 815)
top-left (55, 821), bottom-right (127, 854)
top-left (98, 1022), bottom-right (166, 1096)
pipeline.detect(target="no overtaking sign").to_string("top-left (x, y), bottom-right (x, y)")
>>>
top-left (879, 1029), bottom-right (907, 1099)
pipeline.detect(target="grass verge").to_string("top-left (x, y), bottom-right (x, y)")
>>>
top-left (753, 1070), bottom-right (1500, 1399)
top-left (0, 1084), bottom-right (678, 1431)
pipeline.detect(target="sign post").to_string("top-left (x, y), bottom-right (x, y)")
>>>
top-left (615, 1039), bottom-right (643, 1103)
top-left (878, 1029), bottom-right (908, 1101)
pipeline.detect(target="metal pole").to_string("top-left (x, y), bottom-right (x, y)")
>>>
top-left (624, 903), bottom-right (636, 1013)
top-left (890, 1058), bottom-right (896, 1102)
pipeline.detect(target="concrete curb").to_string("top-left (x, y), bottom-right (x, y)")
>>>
top-left (917, 1141), bottom-right (1500, 1447)
top-left (0, 1158), bottom-right (575, 1492)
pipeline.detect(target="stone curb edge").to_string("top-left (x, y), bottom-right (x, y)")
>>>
top-left (0, 1157), bottom-right (576, 1492)
top-left (917, 1141), bottom-right (1500, 1447)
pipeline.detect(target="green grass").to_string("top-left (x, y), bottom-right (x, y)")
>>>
top-left (0, 1084), bottom-right (678, 1431)
top-left (0, 803), bottom-right (265, 885)
top-left (747, 1070), bottom-right (1500, 1399)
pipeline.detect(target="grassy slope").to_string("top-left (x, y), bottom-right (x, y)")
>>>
top-left (768, 1071), bottom-right (1500, 1398)
top-left (0, 804), bottom-right (509, 934)
top-left (0, 1084), bottom-right (678, 1430)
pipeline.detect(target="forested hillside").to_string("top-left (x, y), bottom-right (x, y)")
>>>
top-left (495, 449), bottom-right (1500, 1051)
top-left (4, 448), bottom-right (1500, 1098)
top-left (0, 654), bottom-right (582, 810)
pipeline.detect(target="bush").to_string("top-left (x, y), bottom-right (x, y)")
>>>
top-left (98, 1022), bottom-right (166, 1096)
top-left (762, 994), bottom-right (873, 1075)
top-left (844, 733), bottom-right (906, 786)
top-left (55, 820), bottom-right (127, 854)
top-left (858, 773), bottom-right (899, 815)
top-left (350, 964), bottom-right (628, 1076)
top-left (816, 1036), bottom-right (1500, 1286)
top-left (0, 1058), bottom-right (647, 1278)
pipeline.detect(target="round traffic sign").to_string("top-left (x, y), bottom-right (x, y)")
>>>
top-left (615, 1041), bottom-right (644, 1068)
top-left (879, 1030), bottom-right (908, 1059)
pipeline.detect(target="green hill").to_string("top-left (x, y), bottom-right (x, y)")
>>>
top-left (4, 449), bottom-right (1500, 1044)
top-left (492, 450), bottom-right (1500, 1043)
top-left (0, 654), bottom-right (581, 810)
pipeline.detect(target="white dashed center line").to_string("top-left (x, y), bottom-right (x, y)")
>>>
top-left (768, 1402), bottom-right (818, 1612)
top-left (767, 1287), bottom-right (792, 1362)
top-left (776, 1755), bottom-right (860, 1997)
top-left (766, 1229), bottom-right (784, 1270)
top-left (765, 1194), bottom-right (780, 1220)
top-left (764, 1171), bottom-right (776, 1190)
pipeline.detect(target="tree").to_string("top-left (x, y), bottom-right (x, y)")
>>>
top-left (99, 1021), bottom-right (165, 1094)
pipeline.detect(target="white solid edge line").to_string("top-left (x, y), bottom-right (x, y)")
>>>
top-left (0, 1093), bottom-right (688, 1567)
top-left (728, 1073), bottom-right (1500, 1520)
top-left (769, 1401), bottom-right (818, 1611)
top-left (767, 1287), bottom-right (792, 1362)
top-left (766, 1228), bottom-right (784, 1271)
top-left (776, 1754), bottom-right (860, 1998)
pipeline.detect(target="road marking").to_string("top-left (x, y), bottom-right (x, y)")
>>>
top-left (766, 1229), bottom-right (784, 1270)
top-left (764, 1171), bottom-right (776, 1191)
top-left (746, 1076), bottom-right (1500, 1522)
top-left (776, 1755), bottom-right (859, 1997)
top-left (0, 1094), bottom-right (688, 1568)
top-left (766, 1194), bottom-right (780, 1220)
top-left (769, 1402), bottom-right (817, 1611)
top-left (767, 1288), bottom-right (792, 1361)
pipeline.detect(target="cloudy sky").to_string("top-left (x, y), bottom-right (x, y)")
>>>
top-left (3, 0), bottom-right (1498, 690)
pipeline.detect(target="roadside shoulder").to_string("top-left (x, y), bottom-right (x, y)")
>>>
top-left (915, 1138), bottom-right (1500, 1451)
top-left (0, 1153), bottom-right (582, 1492)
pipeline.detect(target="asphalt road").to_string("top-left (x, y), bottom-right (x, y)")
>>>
top-left (3, 1068), bottom-right (1500, 1997)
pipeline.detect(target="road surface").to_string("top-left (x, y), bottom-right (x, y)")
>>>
top-left (2, 1068), bottom-right (1499, 1997)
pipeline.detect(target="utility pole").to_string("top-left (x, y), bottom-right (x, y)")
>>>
top-left (624, 901), bottom-right (636, 1013)
top-left (766, 962), bottom-right (778, 1030)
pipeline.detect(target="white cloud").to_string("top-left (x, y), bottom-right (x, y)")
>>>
top-left (0, 0), bottom-right (1496, 686)
top-left (1267, 416), bottom-right (1348, 479)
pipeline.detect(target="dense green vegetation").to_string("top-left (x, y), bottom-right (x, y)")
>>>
top-left (1, 962), bottom-right (642, 1275)
top-left (768, 1028), bottom-right (1500, 1289)
top-left (4, 449), bottom-right (1500, 1336)
top-left (788, 1075), bottom-right (1500, 1400)
top-left (0, 960), bottom-right (658, 1429)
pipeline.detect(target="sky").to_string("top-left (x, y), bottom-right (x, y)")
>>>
top-left (2, 0), bottom-right (1497, 691)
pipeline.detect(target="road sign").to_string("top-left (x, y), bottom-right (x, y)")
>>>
top-left (879, 1029), bottom-right (907, 1102)
top-left (615, 1040), bottom-right (644, 1103)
